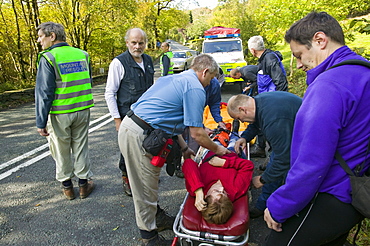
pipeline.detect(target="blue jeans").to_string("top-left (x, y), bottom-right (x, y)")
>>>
top-left (255, 152), bottom-right (284, 211)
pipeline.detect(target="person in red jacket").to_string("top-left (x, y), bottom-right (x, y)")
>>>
top-left (182, 151), bottom-right (254, 224)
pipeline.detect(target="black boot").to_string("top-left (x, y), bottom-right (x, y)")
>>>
top-left (122, 174), bottom-right (132, 197)
top-left (250, 144), bottom-right (266, 158)
top-left (156, 205), bottom-right (175, 232)
top-left (142, 234), bottom-right (173, 246)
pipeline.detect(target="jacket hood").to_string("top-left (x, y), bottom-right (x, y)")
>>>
top-left (260, 49), bottom-right (283, 61)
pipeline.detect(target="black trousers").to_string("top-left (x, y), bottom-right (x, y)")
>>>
top-left (264, 193), bottom-right (363, 246)
top-left (118, 154), bottom-right (127, 174)
top-left (256, 131), bottom-right (266, 148)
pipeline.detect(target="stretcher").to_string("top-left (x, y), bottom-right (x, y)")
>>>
top-left (172, 130), bottom-right (250, 246)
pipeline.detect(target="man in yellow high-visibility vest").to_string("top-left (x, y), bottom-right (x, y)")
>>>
top-left (160, 42), bottom-right (174, 76)
top-left (35, 22), bottom-right (95, 200)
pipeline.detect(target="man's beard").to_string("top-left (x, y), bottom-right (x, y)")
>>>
top-left (129, 49), bottom-right (143, 58)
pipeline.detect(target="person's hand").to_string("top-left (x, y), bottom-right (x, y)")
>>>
top-left (234, 138), bottom-right (246, 155)
top-left (114, 118), bottom-right (122, 132)
top-left (242, 86), bottom-right (251, 93)
top-left (218, 121), bottom-right (227, 130)
top-left (252, 176), bottom-right (264, 189)
top-left (264, 208), bottom-right (282, 232)
top-left (194, 188), bottom-right (207, 212)
top-left (215, 145), bottom-right (231, 156)
top-left (204, 127), bottom-right (213, 135)
top-left (37, 128), bottom-right (49, 136)
top-left (182, 147), bottom-right (195, 159)
top-left (208, 156), bottom-right (226, 167)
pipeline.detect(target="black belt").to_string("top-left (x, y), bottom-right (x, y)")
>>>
top-left (126, 110), bottom-right (153, 132)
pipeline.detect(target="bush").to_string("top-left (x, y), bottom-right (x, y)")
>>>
top-left (348, 218), bottom-right (370, 246)
top-left (287, 69), bottom-right (307, 98)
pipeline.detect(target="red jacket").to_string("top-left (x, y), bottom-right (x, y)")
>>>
top-left (182, 152), bottom-right (254, 202)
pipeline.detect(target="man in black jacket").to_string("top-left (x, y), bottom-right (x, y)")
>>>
top-left (247, 36), bottom-right (289, 158)
top-left (105, 28), bottom-right (154, 197)
top-left (227, 91), bottom-right (301, 218)
top-left (230, 65), bottom-right (258, 96)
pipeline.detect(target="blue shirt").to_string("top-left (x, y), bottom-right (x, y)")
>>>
top-left (132, 69), bottom-right (205, 135)
top-left (204, 78), bottom-right (222, 123)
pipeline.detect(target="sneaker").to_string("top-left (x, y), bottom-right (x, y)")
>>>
top-left (249, 207), bottom-right (264, 219)
top-left (122, 175), bottom-right (132, 197)
top-left (250, 144), bottom-right (266, 158)
top-left (142, 234), bottom-right (173, 246)
top-left (156, 206), bottom-right (175, 232)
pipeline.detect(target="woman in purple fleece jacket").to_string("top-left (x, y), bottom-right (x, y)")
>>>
top-left (263, 12), bottom-right (370, 246)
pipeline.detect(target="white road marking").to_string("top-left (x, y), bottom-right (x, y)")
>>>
top-left (0, 113), bottom-right (112, 180)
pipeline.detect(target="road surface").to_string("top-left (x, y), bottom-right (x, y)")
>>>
top-left (0, 43), bottom-right (270, 245)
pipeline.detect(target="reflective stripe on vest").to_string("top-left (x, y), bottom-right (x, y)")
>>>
top-left (160, 51), bottom-right (174, 75)
top-left (41, 46), bottom-right (94, 114)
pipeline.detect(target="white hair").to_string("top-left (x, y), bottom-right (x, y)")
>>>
top-left (248, 36), bottom-right (265, 50)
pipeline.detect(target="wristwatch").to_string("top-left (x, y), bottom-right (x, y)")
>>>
top-left (259, 176), bottom-right (266, 184)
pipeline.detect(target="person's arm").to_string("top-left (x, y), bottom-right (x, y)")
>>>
top-left (267, 79), bottom-right (344, 223)
top-left (35, 57), bottom-right (56, 136)
top-left (240, 123), bottom-right (259, 142)
top-left (220, 154), bottom-right (254, 200)
top-left (182, 158), bottom-right (207, 211)
top-left (177, 134), bottom-right (196, 159)
top-left (104, 58), bottom-right (124, 131)
top-left (189, 126), bottom-right (229, 156)
top-left (162, 55), bottom-right (170, 76)
top-left (267, 54), bottom-right (288, 91)
top-left (207, 80), bottom-right (223, 123)
top-left (183, 87), bottom-right (230, 156)
top-left (182, 158), bottom-right (204, 195)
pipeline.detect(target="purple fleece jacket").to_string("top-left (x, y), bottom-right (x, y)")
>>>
top-left (267, 46), bottom-right (370, 223)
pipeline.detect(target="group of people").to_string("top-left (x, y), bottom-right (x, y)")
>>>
top-left (35, 11), bottom-right (369, 246)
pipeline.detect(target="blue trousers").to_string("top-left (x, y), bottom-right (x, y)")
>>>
top-left (255, 152), bottom-right (284, 211)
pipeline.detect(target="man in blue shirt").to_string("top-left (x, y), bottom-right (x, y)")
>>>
top-left (176, 76), bottom-right (226, 178)
top-left (118, 54), bottom-right (230, 246)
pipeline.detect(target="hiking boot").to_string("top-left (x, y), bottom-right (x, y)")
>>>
top-left (250, 144), bottom-right (266, 158)
top-left (174, 169), bottom-right (184, 178)
top-left (122, 175), bottom-right (132, 197)
top-left (79, 180), bottom-right (95, 199)
top-left (249, 207), bottom-right (264, 219)
top-left (142, 234), bottom-right (173, 246)
top-left (156, 206), bottom-right (175, 232)
top-left (62, 185), bottom-right (75, 200)
top-left (258, 155), bottom-right (269, 171)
